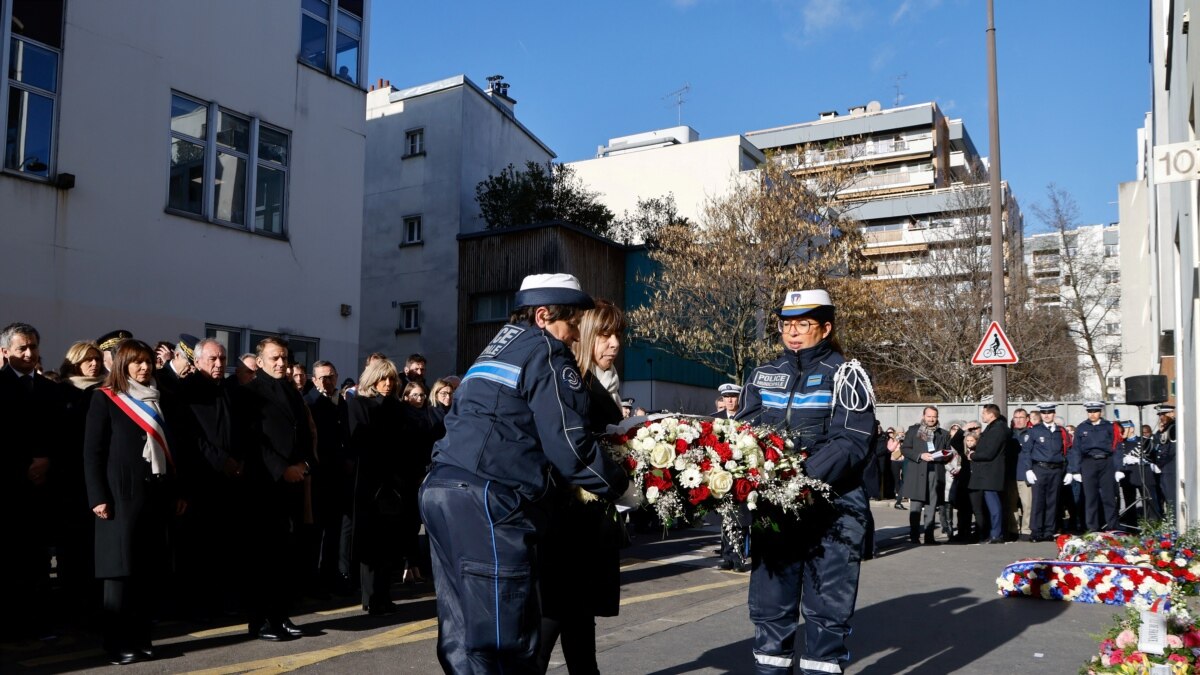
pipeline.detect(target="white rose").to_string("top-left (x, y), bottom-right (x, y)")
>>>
top-left (636, 427), bottom-right (650, 439)
top-left (724, 460), bottom-right (738, 472)
top-left (731, 447), bottom-right (744, 461)
top-left (640, 437), bottom-right (658, 453)
top-left (707, 469), bottom-right (734, 498)
top-left (646, 486), bottom-right (660, 503)
top-left (673, 457), bottom-right (687, 471)
top-left (737, 435), bottom-right (758, 450)
top-left (649, 443), bottom-right (674, 469)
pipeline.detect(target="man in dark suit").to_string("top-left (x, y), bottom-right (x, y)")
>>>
top-left (901, 406), bottom-right (952, 544)
top-left (0, 322), bottom-right (61, 636)
top-left (967, 404), bottom-right (1009, 543)
top-left (156, 334), bottom-right (199, 394)
top-left (304, 360), bottom-right (353, 596)
top-left (241, 337), bottom-right (314, 641)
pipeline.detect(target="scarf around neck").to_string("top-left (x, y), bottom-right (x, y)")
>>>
top-left (69, 375), bottom-right (104, 390)
top-left (124, 378), bottom-right (171, 475)
top-left (592, 365), bottom-right (621, 407)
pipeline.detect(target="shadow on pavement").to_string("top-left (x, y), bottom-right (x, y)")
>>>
top-left (645, 637), bottom-right (755, 674)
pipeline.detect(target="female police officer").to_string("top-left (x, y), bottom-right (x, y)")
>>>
top-left (735, 289), bottom-right (876, 675)
top-left (419, 274), bottom-right (630, 674)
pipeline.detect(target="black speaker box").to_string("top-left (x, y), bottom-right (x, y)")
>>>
top-left (1124, 375), bottom-right (1169, 406)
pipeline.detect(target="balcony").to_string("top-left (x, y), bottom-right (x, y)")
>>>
top-left (840, 169), bottom-right (935, 196)
top-left (795, 135), bottom-right (934, 169)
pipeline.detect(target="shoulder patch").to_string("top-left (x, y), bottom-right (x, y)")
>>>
top-left (480, 325), bottom-right (525, 358)
top-left (806, 374), bottom-right (823, 387)
top-left (753, 371), bottom-right (790, 389)
top-left (561, 366), bottom-right (583, 392)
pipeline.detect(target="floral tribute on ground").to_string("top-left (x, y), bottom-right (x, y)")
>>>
top-left (602, 415), bottom-right (831, 546)
top-left (1080, 600), bottom-right (1200, 674)
top-left (996, 560), bottom-right (1174, 609)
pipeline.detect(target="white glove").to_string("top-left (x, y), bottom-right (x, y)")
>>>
top-left (1025, 470), bottom-right (1037, 485)
top-left (615, 481), bottom-right (644, 510)
top-left (1115, 471), bottom-right (1126, 482)
top-left (1152, 464), bottom-right (1162, 474)
top-left (1071, 473), bottom-right (1082, 483)
top-left (1123, 454), bottom-right (1140, 466)
top-left (1062, 474), bottom-right (1074, 486)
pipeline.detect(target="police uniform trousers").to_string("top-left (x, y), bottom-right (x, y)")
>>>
top-left (1158, 460), bottom-right (1177, 518)
top-left (420, 464), bottom-right (541, 675)
top-left (1080, 456), bottom-right (1118, 531)
top-left (1030, 463), bottom-right (1064, 539)
top-left (748, 486), bottom-right (868, 675)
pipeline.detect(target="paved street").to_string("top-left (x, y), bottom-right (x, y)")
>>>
top-left (3, 501), bottom-right (1122, 674)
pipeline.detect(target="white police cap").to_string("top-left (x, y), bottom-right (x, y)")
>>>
top-left (777, 289), bottom-right (833, 318)
top-left (1155, 404), bottom-right (1176, 414)
top-left (514, 273), bottom-right (594, 310)
top-left (1084, 401), bottom-right (1104, 411)
top-left (1037, 403), bottom-right (1057, 413)
top-left (718, 383), bottom-right (742, 396)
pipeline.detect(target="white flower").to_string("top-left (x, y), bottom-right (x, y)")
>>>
top-left (737, 434), bottom-right (758, 450)
top-left (636, 427), bottom-right (650, 439)
top-left (724, 460), bottom-right (738, 472)
top-left (673, 457), bottom-right (687, 472)
top-left (763, 460), bottom-right (776, 472)
top-left (639, 437), bottom-right (658, 453)
top-left (746, 491), bottom-right (758, 510)
top-left (680, 467), bottom-right (703, 489)
top-left (731, 447), bottom-right (744, 461)
top-left (745, 452), bottom-right (759, 469)
top-left (708, 469), bottom-right (734, 498)
top-left (649, 422), bottom-right (664, 436)
top-left (649, 443), bottom-right (674, 469)
top-left (646, 486), bottom-right (659, 503)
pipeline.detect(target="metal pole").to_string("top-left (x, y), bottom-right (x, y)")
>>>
top-left (987, 0), bottom-right (1007, 411)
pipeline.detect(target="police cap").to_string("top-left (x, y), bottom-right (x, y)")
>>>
top-left (718, 383), bottom-right (742, 396)
top-left (1155, 404), bottom-right (1176, 415)
top-left (97, 329), bottom-right (133, 352)
top-left (1083, 401), bottom-right (1104, 412)
top-left (514, 274), bottom-right (594, 310)
top-left (1037, 403), bottom-right (1057, 413)
top-left (177, 333), bottom-right (201, 364)
top-left (776, 289), bottom-right (834, 319)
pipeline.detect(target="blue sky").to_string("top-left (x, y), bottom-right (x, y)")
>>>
top-left (368, 1), bottom-right (1149, 231)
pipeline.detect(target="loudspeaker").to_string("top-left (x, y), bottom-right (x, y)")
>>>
top-left (1125, 375), bottom-right (1169, 406)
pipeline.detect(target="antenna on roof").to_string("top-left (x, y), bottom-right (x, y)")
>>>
top-left (893, 72), bottom-right (907, 108)
top-left (663, 83), bottom-right (691, 126)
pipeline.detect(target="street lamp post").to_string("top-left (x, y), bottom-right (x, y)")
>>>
top-left (987, 0), bottom-right (1007, 412)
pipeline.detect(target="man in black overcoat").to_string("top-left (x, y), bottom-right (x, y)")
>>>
top-left (967, 404), bottom-right (1009, 543)
top-left (240, 337), bottom-right (314, 641)
top-left (304, 360), bottom-right (352, 595)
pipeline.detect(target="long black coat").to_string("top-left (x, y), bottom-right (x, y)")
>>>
top-left (242, 371), bottom-right (313, 519)
top-left (175, 373), bottom-right (251, 510)
top-left (305, 388), bottom-right (352, 521)
top-left (0, 366), bottom-right (62, 506)
top-left (968, 416), bottom-right (1009, 492)
top-left (901, 424), bottom-right (951, 502)
top-left (82, 389), bottom-right (178, 579)
top-left (540, 373), bottom-right (625, 619)
top-left (347, 395), bottom-right (407, 564)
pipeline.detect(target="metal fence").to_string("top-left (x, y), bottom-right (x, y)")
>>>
top-left (874, 400), bottom-right (1149, 431)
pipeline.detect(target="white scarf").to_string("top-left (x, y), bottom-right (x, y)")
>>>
top-left (125, 378), bottom-right (170, 475)
top-left (592, 365), bottom-right (621, 407)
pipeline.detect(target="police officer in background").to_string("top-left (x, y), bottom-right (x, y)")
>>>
top-left (735, 289), bottom-right (876, 675)
top-left (1018, 403), bottom-right (1079, 541)
top-left (712, 383), bottom-right (741, 419)
top-left (1154, 404), bottom-right (1177, 517)
top-left (1074, 401), bottom-right (1121, 532)
top-left (419, 273), bottom-right (631, 674)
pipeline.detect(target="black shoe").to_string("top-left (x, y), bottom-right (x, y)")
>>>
top-left (923, 537), bottom-right (941, 546)
top-left (714, 560), bottom-right (734, 571)
top-left (987, 538), bottom-right (1005, 544)
top-left (279, 619), bottom-right (303, 637)
top-left (366, 602), bottom-right (398, 616)
top-left (250, 622), bottom-right (295, 642)
top-left (893, 503), bottom-right (907, 510)
top-left (137, 645), bottom-right (156, 659)
top-left (108, 650), bottom-right (148, 666)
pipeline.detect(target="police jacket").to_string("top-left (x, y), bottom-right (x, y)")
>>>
top-left (1017, 422), bottom-right (1078, 474)
top-left (430, 323), bottom-right (628, 503)
top-left (1073, 418), bottom-right (1120, 461)
top-left (1154, 421), bottom-right (1177, 467)
top-left (735, 339), bottom-right (875, 495)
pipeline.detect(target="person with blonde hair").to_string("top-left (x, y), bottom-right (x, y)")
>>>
top-left (59, 341), bottom-right (106, 617)
top-left (429, 378), bottom-right (455, 419)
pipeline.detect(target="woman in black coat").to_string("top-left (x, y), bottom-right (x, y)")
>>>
top-left (347, 359), bottom-right (406, 615)
top-left (967, 404), bottom-right (1009, 543)
top-left (538, 299), bottom-right (627, 675)
top-left (397, 380), bottom-right (443, 583)
top-left (83, 340), bottom-right (184, 665)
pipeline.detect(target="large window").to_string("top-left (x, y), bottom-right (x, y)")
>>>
top-left (207, 324), bottom-right (320, 371)
top-left (169, 92), bottom-right (290, 236)
top-left (2, 0), bottom-right (63, 179)
top-left (472, 293), bottom-right (514, 323)
top-left (299, 0), bottom-right (364, 85)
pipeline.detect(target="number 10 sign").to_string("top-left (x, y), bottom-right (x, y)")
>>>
top-left (1154, 141), bottom-right (1200, 185)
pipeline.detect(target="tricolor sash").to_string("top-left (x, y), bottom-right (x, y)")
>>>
top-left (101, 386), bottom-right (174, 472)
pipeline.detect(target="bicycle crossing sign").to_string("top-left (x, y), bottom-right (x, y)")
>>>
top-left (971, 321), bottom-right (1019, 365)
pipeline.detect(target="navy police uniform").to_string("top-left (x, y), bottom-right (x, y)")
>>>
top-left (420, 316), bottom-right (628, 674)
top-left (1073, 412), bottom-right (1121, 531)
top-left (736, 338), bottom-right (875, 675)
top-left (1154, 409), bottom-right (1177, 517)
top-left (1018, 416), bottom-right (1078, 540)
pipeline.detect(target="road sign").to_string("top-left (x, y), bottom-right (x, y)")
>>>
top-left (1153, 141), bottom-right (1200, 185)
top-left (971, 321), bottom-right (1019, 365)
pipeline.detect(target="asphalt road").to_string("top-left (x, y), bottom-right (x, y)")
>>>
top-left (2, 501), bottom-right (1123, 674)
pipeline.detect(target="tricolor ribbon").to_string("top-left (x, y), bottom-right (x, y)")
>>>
top-left (100, 387), bottom-right (174, 471)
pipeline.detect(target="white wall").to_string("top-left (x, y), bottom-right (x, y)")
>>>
top-left (1119, 179), bottom-right (1156, 378)
top-left (1, 1), bottom-right (365, 371)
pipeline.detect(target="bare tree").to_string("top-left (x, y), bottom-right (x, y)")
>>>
top-left (1029, 184), bottom-right (1120, 399)
top-left (627, 158), bottom-right (868, 384)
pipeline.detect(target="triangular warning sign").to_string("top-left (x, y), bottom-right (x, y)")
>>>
top-left (971, 321), bottom-right (1019, 365)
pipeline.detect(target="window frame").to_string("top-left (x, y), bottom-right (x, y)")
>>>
top-left (470, 292), bottom-right (515, 324)
top-left (401, 214), bottom-right (423, 245)
top-left (1, 0), bottom-right (66, 182)
top-left (166, 91), bottom-right (291, 239)
top-left (207, 324), bottom-right (320, 372)
top-left (298, 0), bottom-right (367, 87)
top-left (403, 128), bottom-right (425, 158)
top-left (397, 302), bottom-right (420, 333)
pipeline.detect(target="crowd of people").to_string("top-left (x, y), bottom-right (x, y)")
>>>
top-left (862, 401), bottom-right (1179, 545)
top-left (0, 322), bottom-right (450, 665)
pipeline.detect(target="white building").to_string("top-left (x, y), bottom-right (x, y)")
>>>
top-left (0, 0), bottom-right (369, 371)
top-left (1024, 224), bottom-right (1124, 400)
top-left (566, 126), bottom-right (764, 224)
top-left (359, 75), bottom-right (554, 379)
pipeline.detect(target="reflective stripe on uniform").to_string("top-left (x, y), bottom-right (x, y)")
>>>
top-left (760, 390), bottom-right (791, 409)
top-left (754, 652), bottom-right (793, 668)
top-left (798, 657), bottom-right (842, 673)
top-left (462, 361), bottom-right (522, 388)
top-left (791, 390), bottom-right (832, 409)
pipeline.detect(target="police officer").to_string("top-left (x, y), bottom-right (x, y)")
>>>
top-left (1154, 404), bottom-right (1177, 517)
top-left (419, 273), bottom-right (630, 674)
top-left (1074, 401), bottom-right (1121, 531)
top-left (1116, 420), bottom-right (1160, 523)
top-left (1018, 403), bottom-right (1079, 541)
top-left (735, 289), bottom-right (876, 675)
top-left (712, 383), bottom-right (741, 419)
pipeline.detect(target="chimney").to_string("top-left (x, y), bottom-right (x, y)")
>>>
top-left (818, 110), bottom-right (838, 120)
top-left (485, 74), bottom-right (516, 115)
top-left (369, 78), bottom-right (392, 92)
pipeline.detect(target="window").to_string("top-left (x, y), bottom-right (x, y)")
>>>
top-left (1107, 376), bottom-right (1123, 390)
top-left (168, 92), bottom-right (290, 236)
top-left (398, 303), bottom-right (420, 332)
top-left (299, 0), bottom-right (363, 85)
top-left (1105, 296), bottom-right (1121, 308)
top-left (1105, 270), bottom-right (1120, 283)
top-left (404, 128), bottom-right (424, 157)
top-left (1104, 244), bottom-right (1119, 257)
top-left (402, 215), bottom-right (422, 244)
top-left (1106, 322), bottom-right (1121, 336)
top-left (2, 0), bottom-right (64, 179)
top-left (1107, 347), bottom-right (1122, 365)
top-left (211, 325), bottom-right (320, 372)
top-left (204, 324), bottom-right (243, 366)
top-left (472, 293), bottom-right (514, 322)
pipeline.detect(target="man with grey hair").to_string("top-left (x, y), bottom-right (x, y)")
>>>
top-left (0, 322), bottom-right (61, 637)
top-left (304, 360), bottom-right (352, 596)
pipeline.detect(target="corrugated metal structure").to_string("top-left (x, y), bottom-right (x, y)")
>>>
top-left (456, 221), bottom-right (627, 372)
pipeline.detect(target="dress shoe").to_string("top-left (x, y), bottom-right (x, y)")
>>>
top-left (108, 650), bottom-right (148, 666)
top-left (893, 503), bottom-right (907, 510)
top-left (987, 538), bottom-right (1005, 544)
top-left (714, 560), bottom-right (734, 571)
top-left (138, 645), bottom-right (157, 659)
top-left (923, 537), bottom-right (941, 546)
top-left (250, 622), bottom-right (295, 642)
top-left (366, 602), bottom-right (399, 616)
top-left (279, 619), bottom-right (304, 637)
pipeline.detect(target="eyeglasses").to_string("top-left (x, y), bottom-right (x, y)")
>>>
top-left (777, 319), bottom-right (820, 334)
top-left (407, 393), bottom-right (427, 400)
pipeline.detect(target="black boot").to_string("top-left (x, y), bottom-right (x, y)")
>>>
top-left (909, 512), bottom-right (921, 543)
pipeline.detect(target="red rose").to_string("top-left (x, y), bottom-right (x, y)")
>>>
top-left (700, 459), bottom-right (713, 472)
top-left (700, 421), bottom-right (713, 435)
top-left (622, 456), bottom-right (637, 472)
top-left (676, 439), bottom-right (690, 455)
top-left (700, 434), bottom-right (718, 449)
top-left (714, 442), bottom-right (733, 463)
top-left (646, 470), bottom-right (673, 490)
top-left (733, 478), bottom-right (754, 502)
top-left (688, 486), bottom-right (710, 505)
top-left (765, 446), bottom-right (781, 463)
top-left (769, 434), bottom-right (785, 450)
